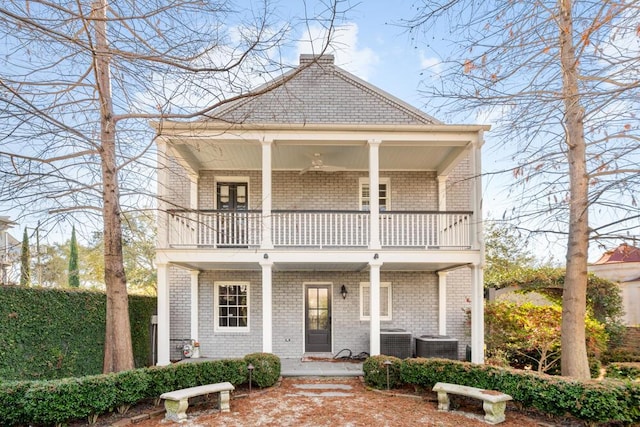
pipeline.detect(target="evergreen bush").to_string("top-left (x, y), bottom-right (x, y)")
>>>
top-left (0, 357), bottom-right (277, 426)
top-left (394, 357), bottom-right (640, 424)
top-left (362, 354), bottom-right (402, 389)
top-left (0, 285), bottom-right (156, 380)
top-left (244, 352), bottom-right (281, 387)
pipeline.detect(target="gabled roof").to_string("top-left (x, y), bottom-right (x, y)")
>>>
top-left (593, 243), bottom-right (640, 265)
top-left (208, 54), bottom-right (441, 126)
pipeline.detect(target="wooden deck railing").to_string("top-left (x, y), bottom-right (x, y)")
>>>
top-left (165, 210), bottom-right (473, 249)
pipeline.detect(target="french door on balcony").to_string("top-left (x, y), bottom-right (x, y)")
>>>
top-left (305, 284), bottom-right (332, 353)
top-left (216, 182), bottom-right (248, 247)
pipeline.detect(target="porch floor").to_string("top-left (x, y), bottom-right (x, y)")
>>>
top-left (281, 357), bottom-right (363, 377)
top-left (177, 356), bottom-right (364, 377)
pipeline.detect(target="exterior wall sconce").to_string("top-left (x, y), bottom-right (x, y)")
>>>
top-left (340, 285), bottom-right (348, 299)
top-left (373, 253), bottom-right (379, 259)
top-left (263, 253), bottom-right (269, 259)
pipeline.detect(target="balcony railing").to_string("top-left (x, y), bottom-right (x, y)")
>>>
top-left (165, 210), bottom-right (473, 249)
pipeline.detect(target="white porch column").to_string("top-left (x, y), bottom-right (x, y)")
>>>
top-left (368, 139), bottom-right (381, 249)
top-left (470, 140), bottom-right (483, 250)
top-left (437, 271), bottom-right (448, 336)
top-left (369, 257), bottom-right (383, 355)
top-left (260, 258), bottom-right (273, 353)
top-left (189, 174), bottom-right (198, 210)
top-left (190, 270), bottom-right (200, 342)
top-left (470, 264), bottom-right (485, 364)
top-left (156, 263), bottom-right (171, 365)
top-left (156, 138), bottom-right (169, 248)
top-left (437, 175), bottom-right (448, 211)
top-left (261, 139), bottom-right (274, 249)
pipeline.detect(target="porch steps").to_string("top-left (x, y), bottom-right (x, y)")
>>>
top-left (288, 383), bottom-right (354, 398)
top-left (280, 357), bottom-right (364, 377)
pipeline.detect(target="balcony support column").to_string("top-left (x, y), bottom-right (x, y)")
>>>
top-left (368, 139), bottom-right (382, 250)
top-left (261, 139), bottom-right (274, 249)
top-left (437, 271), bottom-right (448, 336)
top-left (470, 263), bottom-right (485, 364)
top-left (157, 263), bottom-right (171, 366)
top-left (260, 259), bottom-right (274, 353)
top-left (190, 270), bottom-right (200, 343)
top-left (437, 175), bottom-right (448, 211)
top-left (156, 138), bottom-right (169, 249)
top-left (369, 257), bottom-right (383, 356)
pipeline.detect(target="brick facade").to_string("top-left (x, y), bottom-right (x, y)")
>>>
top-left (168, 267), bottom-right (473, 360)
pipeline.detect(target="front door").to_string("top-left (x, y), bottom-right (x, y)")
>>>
top-left (305, 285), bottom-right (332, 353)
top-left (216, 182), bottom-right (248, 246)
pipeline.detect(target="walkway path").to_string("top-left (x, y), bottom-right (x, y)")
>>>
top-left (132, 377), bottom-right (549, 427)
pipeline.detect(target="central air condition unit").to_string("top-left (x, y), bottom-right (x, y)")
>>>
top-left (380, 328), bottom-right (413, 359)
top-left (415, 335), bottom-right (459, 360)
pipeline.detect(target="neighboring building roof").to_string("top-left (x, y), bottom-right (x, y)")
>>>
top-left (0, 216), bottom-right (16, 231)
top-left (593, 243), bottom-right (640, 265)
top-left (207, 54), bottom-right (442, 126)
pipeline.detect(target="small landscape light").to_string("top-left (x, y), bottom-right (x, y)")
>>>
top-left (383, 359), bottom-right (392, 390)
top-left (247, 363), bottom-right (255, 395)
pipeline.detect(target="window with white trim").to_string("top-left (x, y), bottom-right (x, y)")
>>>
top-left (214, 282), bottom-right (249, 331)
top-left (360, 282), bottom-right (392, 320)
top-left (359, 178), bottom-right (390, 211)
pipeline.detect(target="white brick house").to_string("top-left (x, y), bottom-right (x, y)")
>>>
top-left (152, 55), bottom-right (488, 364)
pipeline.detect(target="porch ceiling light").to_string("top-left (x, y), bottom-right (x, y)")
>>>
top-left (341, 285), bottom-right (348, 299)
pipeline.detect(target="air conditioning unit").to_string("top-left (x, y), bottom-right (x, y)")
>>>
top-left (380, 329), bottom-right (412, 359)
top-left (415, 335), bottom-right (459, 360)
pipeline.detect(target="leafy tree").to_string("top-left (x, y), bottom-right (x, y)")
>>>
top-left (406, 0), bottom-right (640, 378)
top-left (39, 243), bottom-right (68, 288)
top-left (68, 226), bottom-right (80, 288)
top-left (484, 301), bottom-right (607, 376)
top-left (484, 220), bottom-right (536, 284)
top-left (0, 0), bottom-right (340, 373)
top-left (20, 227), bottom-right (30, 286)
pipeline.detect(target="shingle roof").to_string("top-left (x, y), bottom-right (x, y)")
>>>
top-left (208, 54), bottom-right (441, 125)
top-left (593, 243), bottom-right (640, 265)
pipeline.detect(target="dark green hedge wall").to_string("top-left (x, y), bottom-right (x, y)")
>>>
top-left (0, 285), bottom-right (156, 380)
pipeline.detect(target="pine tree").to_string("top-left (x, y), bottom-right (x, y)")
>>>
top-left (68, 226), bottom-right (80, 288)
top-left (20, 228), bottom-right (30, 286)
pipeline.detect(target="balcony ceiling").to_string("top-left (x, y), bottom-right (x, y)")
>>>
top-left (170, 141), bottom-right (468, 174)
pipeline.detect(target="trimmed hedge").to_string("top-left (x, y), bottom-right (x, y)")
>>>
top-left (362, 355), bottom-right (402, 389)
top-left (364, 357), bottom-right (639, 424)
top-left (0, 356), bottom-right (280, 426)
top-left (244, 352), bottom-right (281, 387)
top-left (0, 285), bottom-right (156, 380)
top-left (606, 362), bottom-right (640, 381)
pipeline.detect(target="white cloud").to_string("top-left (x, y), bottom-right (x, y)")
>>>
top-left (295, 23), bottom-right (379, 80)
top-left (419, 52), bottom-right (442, 76)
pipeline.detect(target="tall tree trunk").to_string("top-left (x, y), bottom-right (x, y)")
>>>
top-left (558, 0), bottom-right (590, 379)
top-left (93, 0), bottom-right (134, 373)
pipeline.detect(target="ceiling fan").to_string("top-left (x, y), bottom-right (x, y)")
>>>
top-left (299, 153), bottom-right (346, 175)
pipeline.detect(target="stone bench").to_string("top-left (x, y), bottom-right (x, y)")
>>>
top-left (160, 381), bottom-right (234, 422)
top-left (432, 382), bottom-right (513, 424)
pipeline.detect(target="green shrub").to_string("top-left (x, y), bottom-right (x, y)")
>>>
top-left (0, 381), bottom-right (31, 426)
top-left (244, 353), bottom-right (280, 387)
top-left (363, 355), bottom-right (402, 389)
top-left (199, 358), bottom-right (247, 385)
top-left (483, 301), bottom-right (607, 376)
top-left (23, 375), bottom-right (117, 425)
top-left (0, 357), bottom-right (264, 426)
top-left (0, 285), bottom-right (156, 380)
top-left (392, 358), bottom-right (640, 424)
top-left (112, 369), bottom-right (150, 406)
top-left (606, 363), bottom-right (640, 381)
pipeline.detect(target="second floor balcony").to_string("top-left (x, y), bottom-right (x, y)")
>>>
top-left (165, 209), bottom-right (475, 250)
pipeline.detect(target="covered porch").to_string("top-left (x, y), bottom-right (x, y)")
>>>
top-left (155, 249), bottom-right (485, 366)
